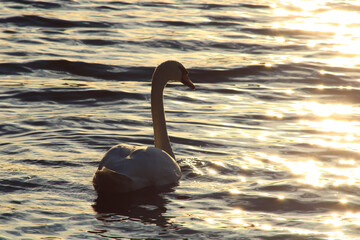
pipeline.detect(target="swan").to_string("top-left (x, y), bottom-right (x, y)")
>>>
top-left (93, 60), bottom-right (195, 194)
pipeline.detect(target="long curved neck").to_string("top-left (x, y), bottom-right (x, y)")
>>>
top-left (151, 74), bottom-right (175, 159)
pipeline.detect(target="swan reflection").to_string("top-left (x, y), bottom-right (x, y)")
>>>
top-left (93, 186), bottom-right (176, 227)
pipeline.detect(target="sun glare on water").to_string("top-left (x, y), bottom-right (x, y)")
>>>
top-left (270, 0), bottom-right (360, 67)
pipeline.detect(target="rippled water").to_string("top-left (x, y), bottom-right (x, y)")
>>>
top-left (1, 0), bottom-right (360, 239)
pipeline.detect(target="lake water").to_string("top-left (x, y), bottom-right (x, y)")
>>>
top-left (1, 0), bottom-right (360, 239)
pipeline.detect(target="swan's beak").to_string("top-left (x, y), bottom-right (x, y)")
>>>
top-left (181, 74), bottom-right (195, 90)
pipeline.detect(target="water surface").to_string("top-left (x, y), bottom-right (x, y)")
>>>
top-left (1, 0), bottom-right (360, 239)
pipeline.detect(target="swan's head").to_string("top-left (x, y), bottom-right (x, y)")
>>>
top-left (153, 60), bottom-right (195, 90)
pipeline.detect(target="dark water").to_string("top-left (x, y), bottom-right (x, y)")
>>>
top-left (1, 0), bottom-right (360, 239)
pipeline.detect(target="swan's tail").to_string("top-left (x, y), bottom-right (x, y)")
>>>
top-left (93, 167), bottom-right (133, 194)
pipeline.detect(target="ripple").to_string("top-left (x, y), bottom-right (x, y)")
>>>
top-left (0, 15), bottom-right (113, 28)
top-left (4, 0), bottom-right (61, 9)
top-left (0, 178), bottom-right (42, 193)
top-left (20, 159), bottom-right (81, 168)
top-left (7, 89), bottom-right (144, 104)
top-left (1, 0), bottom-right (360, 239)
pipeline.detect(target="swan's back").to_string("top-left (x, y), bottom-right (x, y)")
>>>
top-left (93, 145), bottom-right (181, 194)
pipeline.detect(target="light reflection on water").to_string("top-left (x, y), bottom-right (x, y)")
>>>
top-left (1, 0), bottom-right (360, 239)
top-left (270, 1), bottom-right (360, 69)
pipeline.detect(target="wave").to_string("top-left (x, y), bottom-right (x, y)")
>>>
top-left (0, 177), bottom-right (42, 193)
top-left (4, 0), bottom-right (61, 9)
top-left (0, 59), bottom-right (151, 81)
top-left (206, 15), bottom-right (255, 23)
top-left (2, 59), bottom-right (349, 86)
top-left (324, 2), bottom-right (360, 12)
top-left (2, 89), bottom-right (144, 104)
top-left (0, 15), bottom-right (114, 28)
top-left (228, 194), bottom-right (360, 213)
top-left (152, 20), bottom-right (196, 27)
top-left (80, 39), bottom-right (119, 46)
top-left (153, 20), bottom-right (242, 27)
top-left (242, 27), bottom-right (334, 39)
top-left (0, 123), bottom-right (30, 136)
top-left (2, 58), bottom-right (357, 96)
top-left (20, 159), bottom-right (81, 168)
top-left (196, 3), bottom-right (269, 10)
top-left (300, 87), bottom-right (360, 103)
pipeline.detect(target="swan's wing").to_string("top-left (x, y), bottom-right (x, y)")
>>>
top-left (94, 145), bottom-right (151, 193)
top-left (94, 145), bottom-right (181, 193)
top-left (97, 144), bottom-right (134, 170)
top-left (129, 147), bottom-right (181, 185)
top-left (93, 167), bottom-right (133, 194)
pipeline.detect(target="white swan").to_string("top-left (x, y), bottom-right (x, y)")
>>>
top-left (93, 60), bottom-right (195, 194)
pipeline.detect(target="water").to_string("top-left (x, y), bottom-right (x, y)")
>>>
top-left (1, 0), bottom-right (360, 239)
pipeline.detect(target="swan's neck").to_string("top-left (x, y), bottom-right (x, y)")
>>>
top-left (151, 75), bottom-right (175, 159)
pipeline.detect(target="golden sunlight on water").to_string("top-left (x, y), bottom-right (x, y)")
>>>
top-left (270, 0), bottom-right (360, 67)
top-left (3, 0), bottom-right (360, 239)
top-left (295, 101), bottom-right (360, 154)
top-left (285, 100), bottom-right (360, 188)
top-left (185, 201), bottom-right (360, 240)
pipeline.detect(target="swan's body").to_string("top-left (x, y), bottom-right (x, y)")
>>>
top-left (93, 61), bottom-right (194, 194)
